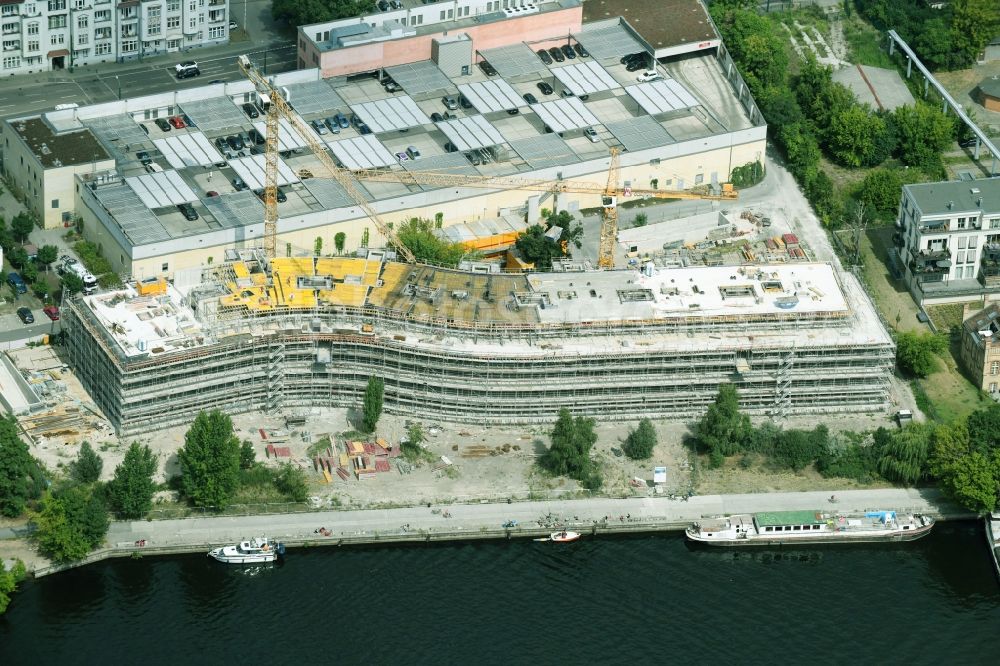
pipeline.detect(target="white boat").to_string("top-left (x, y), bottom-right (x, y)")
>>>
top-left (549, 531), bottom-right (581, 543)
top-left (208, 537), bottom-right (285, 564)
top-left (686, 510), bottom-right (933, 547)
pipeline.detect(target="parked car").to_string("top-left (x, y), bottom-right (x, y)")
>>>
top-left (548, 47), bottom-right (565, 63)
top-left (242, 103), bottom-right (259, 119)
top-left (383, 81), bottom-right (400, 93)
top-left (560, 44), bottom-right (576, 60)
top-left (506, 108), bottom-right (519, 115)
top-left (248, 128), bottom-right (265, 145)
top-left (7, 273), bottom-right (27, 294)
top-left (430, 112), bottom-right (444, 123)
top-left (636, 70), bottom-right (661, 83)
top-left (537, 49), bottom-right (553, 65)
top-left (334, 112), bottom-right (350, 129)
top-left (324, 117), bottom-right (341, 133)
top-left (311, 119), bottom-right (328, 135)
top-left (523, 93), bottom-right (538, 104)
top-left (154, 118), bottom-right (172, 132)
top-left (206, 190), bottom-right (219, 197)
top-left (177, 203), bottom-right (199, 221)
top-left (182, 114), bottom-right (195, 128)
top-left (232, 177), bottom-right (248, 191)
top-left (574, 43), bottom-right (590, 58)
top-left (229, 20), bottom-right (238, 31)
top-left (459, 96), bottom-right (473, 110)
top-left (478, 61), bottom-right (497, 76)
top-left (584, 127), bottom-right (600, 143)
top-left (537, 82), bottom-right (554, 95)
top-left (136, 150), bottom-right (152, 166)
top-left (959, 137), bottom-right (979, 148)
top-left (444, 142), bottom-right (457, 153)
top-left (176, 66), bottom-right (200, 80)
top-left (16, 307), bottom-right (34, 325)
top-left (214, 136), bottom-right (228, 151)
top-left (255, 188), bottom-right (288, 203)
top-left (227, 135), bottom-right (244, 151)
top-left (626, 60), bottom-right (647, 72)
top-left (442, 95), bottom-right (459, 110)
top-left (169, 116), bottom-right (186, 129)
top-left (406, 146), bottom-right (421, 160)
top-left (43, 305), bottom-right (60, 321)
top-left (175, 60), bottom-right (198, 73)
top-left (145, 163), bottom-right (164, 174)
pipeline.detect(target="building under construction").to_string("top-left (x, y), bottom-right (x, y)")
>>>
top-left (63, 252), bottom-right (894, 437)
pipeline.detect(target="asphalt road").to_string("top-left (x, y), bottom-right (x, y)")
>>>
top-left (0, 42), bottom-right (297, 119)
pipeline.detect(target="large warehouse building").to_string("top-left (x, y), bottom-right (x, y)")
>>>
top-left (64, 252), bottom-right (895, 437)
top-left (3, 12), bottom-right (765, 283)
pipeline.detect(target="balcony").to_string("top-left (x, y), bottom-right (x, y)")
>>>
top-left (982, 244), bottom-right (1000, 287)
top-left (910, 249), bottom-right (951, 283)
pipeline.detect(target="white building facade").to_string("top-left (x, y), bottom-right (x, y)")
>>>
top-left (0, 0), bottom-right (228, 78)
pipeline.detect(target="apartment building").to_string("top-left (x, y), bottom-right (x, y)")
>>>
top-left (960, 302), bottom-right (1000, 396)
top-left (0, 0), bottom-right (228, 78)
top-left (896, 178), bottom-right (1000, 305)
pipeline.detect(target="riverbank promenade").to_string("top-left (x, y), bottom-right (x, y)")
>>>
top-left (5, 487), bottom-right (971, 577)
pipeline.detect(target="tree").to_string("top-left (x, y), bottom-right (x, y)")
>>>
top-left (857, 168), bottom-right (904, 220)
top-left (950, 0), bottom-right (998, 67)
top-left (314, 236), bottom-right (323, 256)
top-left (395, 218), bottom-right (468, 267)
top-left (514, 211), bottom-right (583, 269)
top-left (107, 442), bottom-right (157, 519)
top-left (0, 416), bottom-right (45, 517)
top-left (33, 487), bottom-right (108, 563)
top-left (827, 105), bottom-right (888, 168)
top-left (896, 331), bottom-right (946, 377)
top-left (61, 271), bottom-right (85, 296)
top-left (893, 103), bottom-right (955, 169)
top-left (36, 244), bottom-right (58, 272)
top-left (177, 410), bottom-right (241, 509)
top-left (966, 403), bottom-right (1000, 456)
top-left (540, 408), bottom-right (599, 486)
top-left (402, 423), bottom-right (424, 460)
top-left (633, 213), bottom-right (648, 228)
top-left (623, 418), bottom-right (657, 460)
top-left (362, 376), bottom-right (384, 433)
top-left (240, 440), bottom-right (256, 470)
top-left (274, 464), bottom-right (308, 503)
top-left (941, 451), bottom-right (998, 513)
top-left (10, 212), bottom-right (34, 244)
top-left (71, 442), bottom-right (103, 484)
top-left (0, 558), bottom-right (26, 615)
top-left (272, 0), bottom-right (375, 27)
top-left (877, 424), bottom-right (933, 485)
top-left (694, 384), bottom-right (751, 460)
top-left (928, 422), bottom-right (970, 478)
top-left (334, 232), bottom-right (346, 255)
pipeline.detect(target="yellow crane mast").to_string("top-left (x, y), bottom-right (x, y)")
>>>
top-left (236, 55), bottom-right (416, 263)
top-left (597, 147), bottom-right (621, 269)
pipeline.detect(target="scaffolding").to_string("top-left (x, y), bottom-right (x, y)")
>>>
top-left (62, 257), bottom-right (895, 437)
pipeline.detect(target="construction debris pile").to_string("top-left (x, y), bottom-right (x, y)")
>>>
top-left (312, 437), bottom-right (401, 482)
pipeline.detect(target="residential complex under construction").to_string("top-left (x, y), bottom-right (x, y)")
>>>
top-left (63, 252), bottom-right (895, 437)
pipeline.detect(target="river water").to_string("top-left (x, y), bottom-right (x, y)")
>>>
top-left (2, 520), bottom-right (998, 665)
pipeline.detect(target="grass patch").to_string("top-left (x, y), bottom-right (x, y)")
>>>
top-left (843, 17), bottom-right (894, 68)
top-left (924, 303), bottom-right (965, 333)
top-left (306, 435), bottom-right (333, 458)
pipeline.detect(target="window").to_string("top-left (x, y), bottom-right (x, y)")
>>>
top-left (208, 25), bottom-right (224, 39)
top-left (95, 10), bottom-right (110, 21)
top-left (188, 0), bottom-right (195, 9)
top-left (48, 15), bottom-right (67, 29)
top-left (161, 262), bottom-right (169, 272)
top-left (48, 0), bottom-right (66, 10)
top-left (148, 23), bottom-right (161, 35)
top-left (168, 0), bottom-right (179, 10)
top-left (1, 6), bottom-right (15, 16)
top-left (439, 10), bottom-right (445, 19)
top-left (77, 15), bottom-right (88, 28)
top-left (958, 217), bottom-right (967, 229)
top-left (51, 198), bottom-right (59, 208)
top-left (27, 23), bottom-right (39, 35)
top-left (73, 0), bottom-right (86, 7)
top-left (957, 251), bottom-right (966, 264)
top-left (120, 6), bottom-right (135, 18)
top-left (167, 16), bottom-right (179, 28)
top-left (447, 9), bottom-right (453, 18)
top-left (695, 173), bottom-right (704, 185)
top-left (149, 7), bottom-right (160, 17)
top-left (121, 39), bottom-right (136, 52)
top-left (189, 18), bottom-right (196, 29)
top-left (28, 40), bottom-right (39, 52)
top-left (2, 56), bottom-right (19, 69)
top-left (967, 250), bottom-right (975, 264)
top-left (969, 235), bottom-right (978, 248)
top-left (990, 382), bottom-right (998, 393)
top-left (167, 38), bottom-right (180, 48)
top-left (77, 33), bottom-right (87, 45)
top-left (992, 361), bottom-right (999, 376)
top-left (991, 218), bottom-right (1000, 230)
top-left (958, 237), bottom-right (967, 249)
top-left (95, 42), bottom-right (110, 54)
top-left (50, 34), bottom-right (65, 45)
top-left (2, 39), bottom-right (17, 50)
top-left (95, 27), bottom-right (111, 39)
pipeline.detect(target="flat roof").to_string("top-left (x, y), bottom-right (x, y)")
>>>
top-left (904, 178), bottom-right (1000, 217)
top-left (754, 511), bottom-right (825, 527)
top-left (582, 0), bottom-right (718, 52)
top-left (79, 255), bottom-right (891, 364)
top-left (8, 117), bottom-right (111, 169)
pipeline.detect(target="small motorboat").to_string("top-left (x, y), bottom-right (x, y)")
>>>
top-left (208, 537), bottom-right (285, 564)
top-left (549, 531), bottom-right (581, 543)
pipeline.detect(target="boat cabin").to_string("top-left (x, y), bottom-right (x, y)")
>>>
top-left (753, 511), bottom-right (828, 534)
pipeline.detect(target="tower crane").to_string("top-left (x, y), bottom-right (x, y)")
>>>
top-left (236, 55), bottom-right (415, 263)
top-left (345, 149), bottom-right (735, 269)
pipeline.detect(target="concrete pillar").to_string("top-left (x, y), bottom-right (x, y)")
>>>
top-left (923, 78), bottom-right (929, 98)
top-left (943, 99), bottom-right (948, 114)
top-left (906, 57), bottom-right (911, 78)
top-left (888, 37), bottom-right (894, 56)
top-left (974, 142), bottom-right (980, 160)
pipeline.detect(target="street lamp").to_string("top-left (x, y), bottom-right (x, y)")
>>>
top-left (116, 76), bottom-right (121, 100)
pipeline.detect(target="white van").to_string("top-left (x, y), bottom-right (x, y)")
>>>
top-left (65, 261), bottom-right (99, 294)
top-left (145, 163), bottom-right (164, 174)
